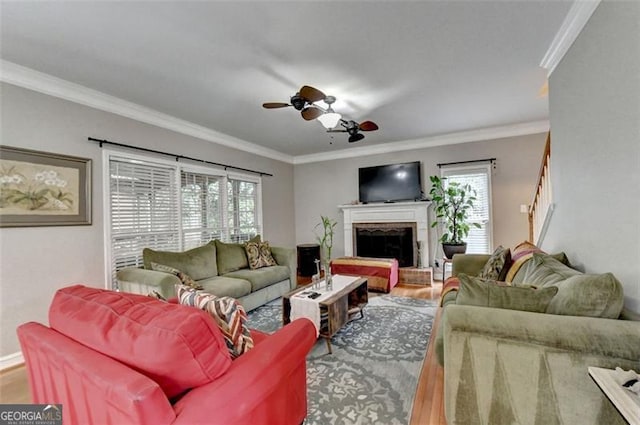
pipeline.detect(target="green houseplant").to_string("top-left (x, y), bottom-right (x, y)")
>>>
top-left (315, 215), bottom-right (337, 288)
top-left (429, 175), bottom-right (480, 259)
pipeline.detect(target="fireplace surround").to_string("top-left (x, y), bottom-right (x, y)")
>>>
top-left (339, 201), bottom-right (430, 268)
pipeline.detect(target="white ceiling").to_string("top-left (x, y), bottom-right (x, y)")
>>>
top-left (0, 1), bottom-right (572, 158)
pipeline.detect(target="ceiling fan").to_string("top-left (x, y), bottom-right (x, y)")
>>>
top-left (262, 85), bottom-right (379, 142)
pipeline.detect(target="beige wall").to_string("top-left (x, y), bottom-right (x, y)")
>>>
top-left (0, 83), bottom-right (295, 357)
top-left (294, 133), bottom-right (547, 267)
top-left (545, 1), bottom-right (640, 312)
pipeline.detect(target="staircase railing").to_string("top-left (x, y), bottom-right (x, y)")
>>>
top-left (528, 133), bottom-right (553, 245)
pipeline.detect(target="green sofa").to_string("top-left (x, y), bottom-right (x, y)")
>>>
top-left (116, 239), bottom-right (296, 312)
top-left (436, 251), bottom-right (640, 425)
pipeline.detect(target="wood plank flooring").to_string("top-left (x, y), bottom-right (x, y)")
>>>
top-left (0, 282), bottom-right (446, 424)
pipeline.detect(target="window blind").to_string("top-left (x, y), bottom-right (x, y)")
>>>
top-left (109, 158), bottom-right (180, 281)
top-left (227, 178), bottom-right (260, 243)
top-left (181, 171), bottom-right (223, 249)
top-left (441, 165), bottom-right (492, 254)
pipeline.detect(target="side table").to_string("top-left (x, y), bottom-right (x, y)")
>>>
top-left (442, 257), bottom-right (453, 281)
top-left (589, 366), bottom-right (640, 424)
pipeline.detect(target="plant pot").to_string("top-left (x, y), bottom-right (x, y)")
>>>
top-left (442, 242), bottom-right (467, 259)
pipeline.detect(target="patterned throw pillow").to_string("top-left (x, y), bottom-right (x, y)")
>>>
top-left (150, 262), bottom-right (203, 290)
top-left (504, 241), bottom-right (544, 283)
top-left (177, 285), bottom-right (254, 358)
top-left (245, 241), bottom-right (278, 270)
top-left (479, 245), bottom-right (511, 281)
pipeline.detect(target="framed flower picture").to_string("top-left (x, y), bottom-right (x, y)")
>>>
top-left (0, 146), bottom-right (92, 227)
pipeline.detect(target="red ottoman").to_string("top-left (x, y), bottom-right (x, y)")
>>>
top-left (330, 257), bottom-right (399, 293)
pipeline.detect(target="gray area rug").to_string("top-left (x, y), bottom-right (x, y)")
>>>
top-left (247, 294), bottom-right (437, 425)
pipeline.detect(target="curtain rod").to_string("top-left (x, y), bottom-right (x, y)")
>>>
top-left (437, 158), bottom-right (496, 168)
top-left (88, 137), bottom-right (273, 177)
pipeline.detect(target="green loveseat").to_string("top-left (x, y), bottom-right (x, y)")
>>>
top-left (437, 251), bottom-right (640, 425)
top-left (116, 239), bottom-right (296, 312)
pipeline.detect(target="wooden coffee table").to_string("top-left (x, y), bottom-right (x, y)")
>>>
top-left (283, 276), bottom-right (368, 354)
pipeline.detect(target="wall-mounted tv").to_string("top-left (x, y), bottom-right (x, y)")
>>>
top-left (358, 161), bottom-right (422, 203)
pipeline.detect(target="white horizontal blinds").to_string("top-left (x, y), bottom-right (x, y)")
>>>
top-left (181, 171), bottom-right (223, 249)
top-left (227, 178), bottom-right (260, 243)
top-left (441, 165), bottom-right (492, 254)
top-left (109, 158), bottom-right (180, 282)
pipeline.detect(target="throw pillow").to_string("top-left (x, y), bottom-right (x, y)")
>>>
top-left (245, 241), bottom-right (278, 270)
top-left (148, 290), bottom-right (167, 301)
top-left (519, 253), bottom-right (581, 288)
top-left (151, 262), bottom-right (203, 290)
top-left (456, 274), bottom-right (558, 313)
top-left (214, 235), bottom-right (261, 275)
top-left (478, 245), bottom-right (511, 281)
top-left (177, 285), bottom-right (254, 358)
top-left (504, 241), bottom-right (543, 282)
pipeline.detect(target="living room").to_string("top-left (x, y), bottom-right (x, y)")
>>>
top-left (1, 1), bottom-right (639, 424)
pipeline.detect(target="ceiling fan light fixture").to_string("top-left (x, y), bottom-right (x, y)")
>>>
top-left (317, 109), bottom-right (342, 129)
top-left (348, 133), bottom-right (365, 143)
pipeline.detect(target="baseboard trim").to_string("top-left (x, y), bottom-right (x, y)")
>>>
top-left (0, 352), bottom-right (24, 371)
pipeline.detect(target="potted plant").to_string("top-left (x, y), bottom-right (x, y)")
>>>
top-left (315, 215), bottom-right (337, 287)
top-left (429, 175), bottom-right (480, 259)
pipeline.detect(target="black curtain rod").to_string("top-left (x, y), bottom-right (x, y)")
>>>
top-left (88, 137), bottom-right (273, 177)
top-left (437, 158), bottom-right (496, 168)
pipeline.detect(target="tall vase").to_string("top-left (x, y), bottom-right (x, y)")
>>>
top-left (323, 260), bottom-right (333, 290)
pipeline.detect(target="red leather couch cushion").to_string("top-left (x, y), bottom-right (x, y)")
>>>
top-left (49, 285), bottom-right (232, 398)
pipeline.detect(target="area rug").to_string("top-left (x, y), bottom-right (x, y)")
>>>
top-left (247, 294), bottom-right (437, 425)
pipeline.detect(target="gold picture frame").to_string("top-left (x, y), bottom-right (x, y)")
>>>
top-left (0, 146), bottom-right (92, 227)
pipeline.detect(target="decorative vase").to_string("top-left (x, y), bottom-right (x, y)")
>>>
top-left (323, 260), bottom-right (333, 290)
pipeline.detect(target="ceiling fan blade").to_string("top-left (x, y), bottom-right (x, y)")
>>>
top-left (326, 129), bottom-right (347, 133)
top-left (299, 85), bottom-right (326, 103)
top-left (359, 121), bottom-right (379, 131)
top-left (262, 102), bottom-right (290, 109)
top-left (301, 106), bottom-right (323, 121)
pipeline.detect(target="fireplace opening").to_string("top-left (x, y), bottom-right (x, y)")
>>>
top-left (353, 222), bottom-right (416, 267)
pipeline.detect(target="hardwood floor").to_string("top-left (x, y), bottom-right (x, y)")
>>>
top-left (0, 282), bottom-right (446, 424)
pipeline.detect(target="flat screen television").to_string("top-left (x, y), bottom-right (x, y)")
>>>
top-left (359, 161), bottom-right (422, 203)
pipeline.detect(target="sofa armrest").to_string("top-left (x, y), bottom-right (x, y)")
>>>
top-left (451, 254), bottom-right (490, 277)
top-left (443, 305), bottom-right (640, 425)
top-left (271, 246), bottom-right (297, 289)
top-left (116, 267), bottom-right (181, 299)
top-left (172, 318), bottom-right (316, 425)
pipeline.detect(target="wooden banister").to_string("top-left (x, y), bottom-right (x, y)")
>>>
top-left (528, 132), bottom-right (553, 244)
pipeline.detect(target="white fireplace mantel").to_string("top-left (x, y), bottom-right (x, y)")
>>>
top-left (339, 201), bottom-right (431, 267)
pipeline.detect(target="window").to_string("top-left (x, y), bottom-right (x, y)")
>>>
top-left (105, 152), bottom-right (262, 286)
top-left (441, 164), bottom-right (493, 254)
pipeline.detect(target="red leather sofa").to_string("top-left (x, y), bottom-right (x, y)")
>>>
top-left (17, 285), bottom-right (316, 425)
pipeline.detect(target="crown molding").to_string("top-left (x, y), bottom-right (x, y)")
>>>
top-left (0, 60), bottom-right (294, 164)
top-left (540, 0), bottom-right (601, 76)
top-left (293, 120), bottom-right (550, 164)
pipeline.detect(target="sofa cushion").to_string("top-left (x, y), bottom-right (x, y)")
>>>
top-left (478, 245), bottom-right (511, 281)
top-left (49, 285), bottom-right (231, 399)
top-left (214, 236), bottom-right (260, 275)
top-left (518, 252), bottom-right (581, 287)
top-left (245, 241), bottom-right (278, 270)
top-left (224, 265), bottom-right (290, 292)
top-left (177, 285), bottom-right (254, 358)
top-left (456, 274), bottom-right (558, 313)
top-left (198, 276), bottom-right (253, 298)
top-left (143, 243), bottom-right (217, 281)
top-left (546, 273), bottom-right (624, 318)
